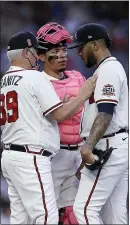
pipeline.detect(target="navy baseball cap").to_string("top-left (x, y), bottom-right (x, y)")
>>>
top-left (68, 23), bottom-right (111, 49)
top-left (7, 31), bottom-right (48, 51)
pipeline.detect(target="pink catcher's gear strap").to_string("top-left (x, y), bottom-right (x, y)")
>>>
top-left (37, 22), bottom-right (73, 45)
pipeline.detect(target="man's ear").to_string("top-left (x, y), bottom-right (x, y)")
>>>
top-left (92, 41), bottom-right (99, 51)
top-left (38, 54), bottom-right (45, 62)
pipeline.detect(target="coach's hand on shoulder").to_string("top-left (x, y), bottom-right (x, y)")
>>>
top-left (79, 74), bottom-right (97, 100)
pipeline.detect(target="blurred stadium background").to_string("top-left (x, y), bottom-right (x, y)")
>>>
top-left (0, 1), bottom-right (129, 224)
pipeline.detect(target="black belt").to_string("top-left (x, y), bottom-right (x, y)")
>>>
top-left (102, 129), bottom-right (128, 139)
top-left (83, 129), bottom-right (128, 141)
top-left (3, 144), bottom-right (52, 157)
top-left (60, 144), bottom-right (79, 151)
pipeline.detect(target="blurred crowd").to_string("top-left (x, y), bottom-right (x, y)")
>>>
top-left (0, 1), bottom-right (129, 224)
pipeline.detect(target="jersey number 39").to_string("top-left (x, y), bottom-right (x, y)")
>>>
top-left (0, 91), bottom-right (18, 125)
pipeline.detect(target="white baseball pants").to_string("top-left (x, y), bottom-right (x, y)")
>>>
top-left (73, 133), bottom-right (128, 224)
top-left (51, 148), bottom-right (82, 209)
top-left (1, 150), bottom-right (58, 224)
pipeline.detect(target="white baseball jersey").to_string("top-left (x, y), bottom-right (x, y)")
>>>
top-left (1, 66), bottom-right (63, 153)
top-left (80, 57), bottom-right (128, 138)
top-left (43, 72), bottom-right (59, 81)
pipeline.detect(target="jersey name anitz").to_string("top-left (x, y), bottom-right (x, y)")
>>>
top-left (1, 76), bottom-right (23, 88)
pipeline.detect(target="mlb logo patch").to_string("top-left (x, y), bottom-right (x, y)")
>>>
top-left (88, 35), bottom-right (92, 39)
top-left (102, 84), bottom-right (115, 96)
top-left (27, 39), bottom-right (32, 47)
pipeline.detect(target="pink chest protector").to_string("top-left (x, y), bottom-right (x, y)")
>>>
top-left (51, 70), bottom-right (85, 145)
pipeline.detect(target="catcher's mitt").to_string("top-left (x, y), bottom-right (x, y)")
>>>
top-left (84, 147), bottom-right (114, 171)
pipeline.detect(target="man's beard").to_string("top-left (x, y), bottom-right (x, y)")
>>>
top-left (85, 53), bottom-right (96, 68)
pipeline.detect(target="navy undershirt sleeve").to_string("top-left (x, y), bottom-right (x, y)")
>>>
top-left (97, 103), bottom-right (116, 115)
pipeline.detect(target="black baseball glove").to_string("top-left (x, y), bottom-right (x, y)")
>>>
top-left (84, 147), bottom-right (114, 171)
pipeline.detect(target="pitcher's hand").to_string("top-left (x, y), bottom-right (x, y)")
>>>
top-left (80, 144), bottom-right (95, 165)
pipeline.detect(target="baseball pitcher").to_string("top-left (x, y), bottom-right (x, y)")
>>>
top-left (68, 23), bottom-right (128, 224)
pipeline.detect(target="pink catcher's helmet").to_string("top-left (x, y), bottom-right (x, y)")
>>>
top-left (36, 22), bottom-right (73, 48)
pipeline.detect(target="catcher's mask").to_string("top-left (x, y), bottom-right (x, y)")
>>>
top-left (36, 22), bottom-right (73, 52)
